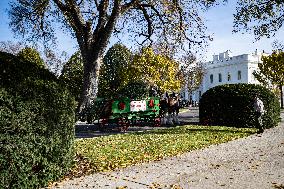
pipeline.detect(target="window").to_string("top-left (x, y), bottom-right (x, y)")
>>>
top-left (218, 73), bottom-right (222, 82)
top-left (252, 73), bottom-right (255, 81)
top-left (238, 70), bottom-right (242, 80)
top-left (227, 73), bottom-right (231, 81)
top-left (252, 70), bottom-right (257, 81)
top-left (210, 74), bottom-right (213, 83)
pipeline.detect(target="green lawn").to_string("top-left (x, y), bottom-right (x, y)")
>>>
top-left (73, 125), bottom-right (257, 174)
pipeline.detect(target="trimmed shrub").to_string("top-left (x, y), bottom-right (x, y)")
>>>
top-left (0, 51), bottom-right (76, 188)
top-left (199, 84), bottom-right (280, 128)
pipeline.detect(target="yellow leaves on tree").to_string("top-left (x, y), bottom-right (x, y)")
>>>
top-left (254, 51), bottom-right (284, 108)
top-left (130, 47), bottom-right (182, 93)
top-left (17, 47), bottom-right (46, 68)
top-left (259, 52), bottom-right (284, 85)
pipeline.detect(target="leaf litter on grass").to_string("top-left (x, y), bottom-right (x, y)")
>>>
top-left (70, 125), bottom-right (256, 178)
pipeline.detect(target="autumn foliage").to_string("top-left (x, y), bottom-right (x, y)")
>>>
top-left (253, 52), bottom-right (284, 108)
top-left (98, 45), bottom-right (182, 98)
top-left (130, 47), bottom-right (182, 94)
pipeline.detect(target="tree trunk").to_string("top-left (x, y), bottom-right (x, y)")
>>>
top-left (77, 49), bottom-right (103, 113)
top-left (280, 85), bottom-right (283, 109)
top-left (76, 3), bottom-right (120, 113)
top-left (77, 31), bottom-right (116, 113)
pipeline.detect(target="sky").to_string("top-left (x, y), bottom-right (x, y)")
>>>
top-left (203, 1), bottom-right (284, 61)
top-left (0, 0), bottom-right (283, 62)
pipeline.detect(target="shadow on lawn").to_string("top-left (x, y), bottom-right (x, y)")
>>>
top-left (131, 126), bottom-right (257, 136)
top-left (75, 122), bottom-right (256, 139)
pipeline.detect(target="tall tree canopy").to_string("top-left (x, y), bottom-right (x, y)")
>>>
top-left (234, 0), bottom-right (284, 40)
top-left (98, 44), bottom-right (132, 98)
top-left (17, 47), bottom-right (46, 68)
top-left (0, 41), bottom-right (67, 75)
top-left (253, 52), bottom-right (284, 108)
top-left (130, 47), bottom-right (182, 93)
top-left (178, 53), bottom-right (204, 94)
top-left (60, 51), bottom-right (83, 101)
top-left (9, 0), bottom-right (221, 111)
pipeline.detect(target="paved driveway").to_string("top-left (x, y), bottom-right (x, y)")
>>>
top-left (75, 107), bottom-right (198, 139)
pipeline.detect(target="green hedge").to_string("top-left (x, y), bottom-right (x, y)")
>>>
top-left (199, 84), bottom-right (280, 128)
top-left (0, 52), bottom-right (76, 188)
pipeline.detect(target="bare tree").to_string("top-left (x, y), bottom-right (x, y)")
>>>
top-left (9, 0), bottom-right (223, 112)
top-left (44, 48), bottom-right (68, 76)
top-left (179, 52), bottom-right (204, 94)
top-left (0, 41), bottom-right (24, 55)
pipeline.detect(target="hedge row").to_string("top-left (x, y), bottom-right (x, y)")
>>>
top-left (199, 84), bottom-right (280, 128)
top-left (0, 52), bottom-right (76, 188)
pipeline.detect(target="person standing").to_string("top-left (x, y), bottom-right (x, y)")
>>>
top-left (253, 95), bottom-right (265, 133)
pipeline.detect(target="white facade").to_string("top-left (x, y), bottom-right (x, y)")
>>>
top-left (190, 50), bottom-right (265, 102)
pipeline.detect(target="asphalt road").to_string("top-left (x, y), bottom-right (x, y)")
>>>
top-left (75, 107), bottom-right (199, 139)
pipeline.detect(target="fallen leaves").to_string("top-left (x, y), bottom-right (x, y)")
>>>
top-left (64, 153), bottom-right (94, 178)
top-left (116, 186), bottom-right (128, 189)
top-left (72, 125), bottom-right (256, 176)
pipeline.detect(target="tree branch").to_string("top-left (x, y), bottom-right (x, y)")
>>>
top-left (52, 0), bottom-right (88, 51)
top-left (94, 0), bottom-right (99, 8)
top-left (104, 0), bottom-right (120, 37)
top-left (52, 0), bottom-right (67, 11)
top-left (140, 3), bottom-right (166, 25)
top-left (65, 0), bottom-right (86, 30)
top-left (121, 0), bottom-right (139, 13)
top-left (94, 0), bottom-right (109, 35)
top-left (139, 5), bottom-right (153, 39)
top-left (77, 0), bottom-right (83, 6)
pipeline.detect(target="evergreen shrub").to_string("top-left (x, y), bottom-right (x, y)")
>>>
top-left (199, 84), bottom-right (280, 128)
top-left (117, 81), bottom-right (149, 99)
top-left (0, 52), bottom-right (76, 188)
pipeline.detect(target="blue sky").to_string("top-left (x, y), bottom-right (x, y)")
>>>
top-left (0, 0), bottom-right (283, 61)
top-left (203, 1), bottom-right (284, 60)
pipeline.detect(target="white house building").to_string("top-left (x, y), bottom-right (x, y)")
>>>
top-left (189, 50), bottom-right (267, 103)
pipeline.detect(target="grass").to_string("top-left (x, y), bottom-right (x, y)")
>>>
top-left (73, 125), bottom-right (257, 175)
top-left (179, 108), bottom-right (189, 113)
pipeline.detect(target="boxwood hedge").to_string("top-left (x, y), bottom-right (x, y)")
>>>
top-left (0, 52), bottom-right (76, 188)
top-left (199, 84), bottom-right (280, 128)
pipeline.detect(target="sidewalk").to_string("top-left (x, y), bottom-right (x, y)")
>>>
top-left (53, 112), bottom-right (284, 189)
